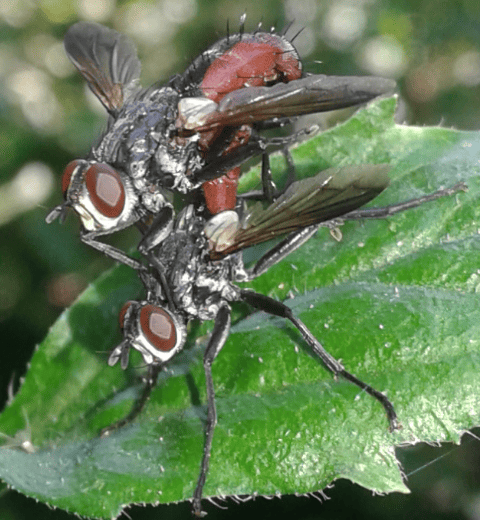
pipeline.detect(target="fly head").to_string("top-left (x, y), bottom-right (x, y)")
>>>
top-left (110, 299), bottom-right (187, 368)
top-left (47, 159), bottom-right (143, 236)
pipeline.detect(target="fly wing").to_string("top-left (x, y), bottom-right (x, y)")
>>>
top-left (213, 164), bottom-right (390, 256)
top-left (64, 22), bottom-right (142, 114)
top-left (187, 75), bottom-right (396, 130)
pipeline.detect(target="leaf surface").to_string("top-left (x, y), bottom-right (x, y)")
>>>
top-left (1, 97), bottom-right (480, 518)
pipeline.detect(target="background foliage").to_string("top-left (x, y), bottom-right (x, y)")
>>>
top-left (1, 0), bottom-right (480, 519)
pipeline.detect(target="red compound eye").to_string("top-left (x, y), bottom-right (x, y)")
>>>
top-left (139, 305), bottom-right (177, 352)
top-left (62, 160), bottom-right (83, 196)
top-left (85, 163), bottom-right (125, 218)
top-left (119, 301), bottom-right (135, 329)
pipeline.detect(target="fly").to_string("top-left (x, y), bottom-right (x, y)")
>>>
top-left (46, 19), bottom-right (396, 269)
top-left (102, 164), bottom-right (465, 515)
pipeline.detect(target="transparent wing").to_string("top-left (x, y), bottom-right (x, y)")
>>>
top-left (64, 22), bottom-right (142, 113)
top-left (212, 164), bottom-right (390, 257)
top-left (185, 75), bottom-right (396, 131)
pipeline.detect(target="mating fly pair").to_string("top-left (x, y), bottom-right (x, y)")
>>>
top-left (46, 19), bottom-right (397, 270)
top-left (110, 166), bottom-right (463, 516)
top-left (46, 19), bottom-right (465, 517)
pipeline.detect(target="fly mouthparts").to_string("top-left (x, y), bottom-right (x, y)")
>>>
top-left (107, 340), bottom-right (130, 368)
top-left (45, 203), bottom-right (69, 224)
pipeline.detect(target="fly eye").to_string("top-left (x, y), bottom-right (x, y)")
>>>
top-left (139, 305), bottom-right (177, 352)
top-left (85, 163), bottom-right (126, 218)
top-left (62, 160), bottom-right (83, 196)
top-left (119, 301), bottom-right (135, 329)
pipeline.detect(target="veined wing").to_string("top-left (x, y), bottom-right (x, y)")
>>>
top-left (208, 164), bottom-right (390, 257)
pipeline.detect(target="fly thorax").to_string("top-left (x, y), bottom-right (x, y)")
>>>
top-left (93, 99), bottom-right (145, 163)
top-left (153, 137), bottom-right (203, 193)
top-left (140, 187), bottom-right (169, 214)
top-left (230, 252), bottom-right (248, 283)
top-left (128, 138), bottom-right (150, 180)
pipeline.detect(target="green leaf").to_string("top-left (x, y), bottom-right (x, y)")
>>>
top-left (1, 97), bottom-right (480, 518)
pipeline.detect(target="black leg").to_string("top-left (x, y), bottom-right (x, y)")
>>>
top-left (259, 148), bottom-right (297, 202)
top-left (136, 212), bottom-right (176, 309)
top-left (282, 145), bottom-right (297, 189)
top-left (247, 225), bottom-right (320, 280)
top-left (344, 182), bottom-right (467, 220)
top-left (193, 302), bottom-right (232, 517)
top-left (145, 254), bottom-right (176, 310)
top-left (81, 233), bottom-right (145, 270)
top-left (81, 206), bottom-right (174, 271)
top-left (261, 153), bottom-right (276, 203)
top-left (240, 151), bottom-right (285, 203)
top-left (246, 181), bottom-right (466, 280)
top-left (100, 364), bottom-right (162, 438)
top-left (193, 126), bottom-right (316, 187)
top-left (193, 140), bottom-right (267, 184)
top-left (81, 205), bottom-right (176, 272)
top-left (137, 206), bottom-right (174, 254)
top-left (240, 289), bottom-right (400, 432)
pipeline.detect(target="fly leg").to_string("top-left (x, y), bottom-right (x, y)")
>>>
top-left (246, 224), bottom-right (321, 280)
top-left (245, 181), bottom-right (467, 280)
top-left (238, 130), bottom-right (315, 202)
top-left (282, 144), bottom-right (297, 189)
top-left (195, 127), bottom-right (315, 201)
top-left (81, 206), bottom-right (175, 272)
top-left (260, 152), bottom-right (276, 202)
top-left (194, 140), bottom-right (267, 184)
top-left (192, 302), bottom-right (232, 517)
top-left (239, 289), bottom-right (399, 432)
top-left (81, 232), bottom-right (145, 270)
top-left (344, 182), bottom-right (467, 220)
top-left (100, 364), bottom-right (161, 437)
top-left (137, 205), bottom-right (174, 253)
top-left (137, 206), bottom-right (176, 308)
top-left (259, 146), bottom-right (297, 202)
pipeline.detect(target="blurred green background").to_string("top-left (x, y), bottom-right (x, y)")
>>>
top-left (0, 0), bottom-right (479, 518)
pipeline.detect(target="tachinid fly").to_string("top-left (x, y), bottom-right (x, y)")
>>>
top-left (104, 164), bottom-right (464, 515)
top-left (46, 20), bottom-right (396, 269)
top-left (43, 17), bottom-right (467, 517)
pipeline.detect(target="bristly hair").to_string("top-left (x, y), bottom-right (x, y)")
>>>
top-left (290, 25), bottom-right (305, 44)
top-left (254, 19), bottom-right (263, 34)
top-left (280, 19), bottom-right (295, 36)
top-left (239, 12), bottom-right (246, 36)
